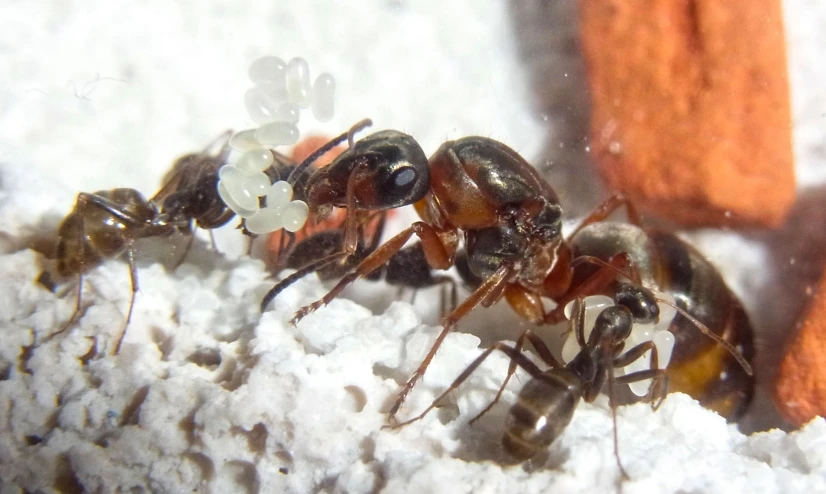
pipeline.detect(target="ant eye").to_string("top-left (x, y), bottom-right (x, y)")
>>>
top-left (388, 167), bottom-right (417, 193)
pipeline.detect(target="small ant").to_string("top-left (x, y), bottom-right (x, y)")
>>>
top-left (271, 220), bottom-right (460, 318)
top-left (561, 222), bottom-right (756, 419)
top-left (387, 280), bottom-right (748, 479)
top-left (41, 132), bottom-right (235, 354)
top-left (386, 290), bottom-right (666, 476)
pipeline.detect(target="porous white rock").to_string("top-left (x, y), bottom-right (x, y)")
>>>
top-left (2, 0), bottom-right (826, 492)
top-left (0, 238), bottom-right (825, 493)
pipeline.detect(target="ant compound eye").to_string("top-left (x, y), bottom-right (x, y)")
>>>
top-left (377, 164), bottom-right (422, 203)
top-left (389, 167), bottom-right (417, 191)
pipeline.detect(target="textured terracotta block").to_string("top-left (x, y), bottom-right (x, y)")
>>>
top-left (579, 0), bottom-right (795, 227)
top-left (776, 265), bottom-right (826, 426)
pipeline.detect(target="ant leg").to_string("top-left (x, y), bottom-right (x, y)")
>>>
top-left (269, 231), bottom-right (296, 271)
top-left (55, 270), bottom-right (85, 337)
top-left (340, 176), bottom-right (389, 259)
top-left (172, 233), bottom-right (196, 269)
top-left (385, 341), bottom-right (548, 429)
top-left (436, 276), bottom-right (457, 319)
top-left (341, 165), bottom-right (372, 255)
top-left (54, 199), bottom-right (91, 338)
top-left (468, 329), bottom-right (564, 425)
top-left (656, 297), bottom-right (753, 376)
top-left (388, 262), bottom-right (513, 422)
top-left (569, 296), bottom-right (589, 351)
top-left (112, 240), bottom-right (139, 355)
top-left (260, 251), bottom-right (349, 312)
top-left (544, 252), bottom-right (634, 325)
top-left (605, 358), bottom-right (631, 481)
top-left (289, 221), bottom-right (455, 323)
top-left (567, 193), bottom-right (641, 240)
top-left (555, 296), bottom-right (588, 349)
top-left (613, 368), bottom-right (669, 409)
top-left (613, 341), bottom-right (668, 408)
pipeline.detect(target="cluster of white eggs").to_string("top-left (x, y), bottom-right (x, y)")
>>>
top-left (217, 56), bottom-right (337, 235)
top-left (561, 292), bottom-right (677, 396)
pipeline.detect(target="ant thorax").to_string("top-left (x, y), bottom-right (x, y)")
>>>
top-left (560, 292), bottom-right (677, 396)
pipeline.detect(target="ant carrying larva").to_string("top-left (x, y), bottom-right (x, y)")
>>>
top-left (386, 277), bottom-right (751, 483)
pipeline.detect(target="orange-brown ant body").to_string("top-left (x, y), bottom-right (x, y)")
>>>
top-left (258, 126), bottom-right (754, 422)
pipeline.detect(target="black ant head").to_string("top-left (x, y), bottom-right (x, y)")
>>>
top-left (614, 282), bottom-right (660, 324)
top-left (588, 305), bottom-right (633, 347)
top-left (464, 222), bottom-right (527, 279)
top-left (305, 130), bottom-right (430, 211)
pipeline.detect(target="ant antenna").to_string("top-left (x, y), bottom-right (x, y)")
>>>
top-left (286, 118), bottom-right (373, 186)
top-left (260, 251), bottom-right (349, 312)
top-left (655, 297), bottom-right (753, 376)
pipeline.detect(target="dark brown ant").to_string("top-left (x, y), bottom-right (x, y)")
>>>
top-left (560, 222), bottom-right (756, 419)
top-left (386, 285), bottom-right (750, 489)
top-left (148, 130), bottom-right (237, 262)
top-left (272, 221), bottom-right (459, 317)
top-left (387, 289), bottom-right (671, 477)
top-left (257, 131), bottom-right (754, 423)
top-left (41, 132), bottom-right (235, 355)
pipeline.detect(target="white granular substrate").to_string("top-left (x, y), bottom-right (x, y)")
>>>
top-left (2, 1), bottom-right (826, 493)
top-left (1, 246), bottom-right (825, 493)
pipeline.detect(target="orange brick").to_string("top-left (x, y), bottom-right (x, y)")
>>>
top-left (776, 265), bottom-right (826, 425)
top-left (579, 0), bottom-right (795, 227)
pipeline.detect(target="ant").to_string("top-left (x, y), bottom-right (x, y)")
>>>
top-left (387, 280), bottom-right (750, 478)
top-left (257, 129), bottom-right (754, 422)
top-left (558, 221), bottom-right (756, 419)
top-left (386, 290), bottom-right (667, 476)
top-left (270, 216), bottom-right (460, 318)
top-left (41, 132), bottom-right (236, 355)
top-left (149, 130), bottom-right (238, 263)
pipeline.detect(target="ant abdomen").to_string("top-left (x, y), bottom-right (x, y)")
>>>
top-left (55, 188), bottom-right (159, 278)
top-left (502, 370), bottom-right (582, 461)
